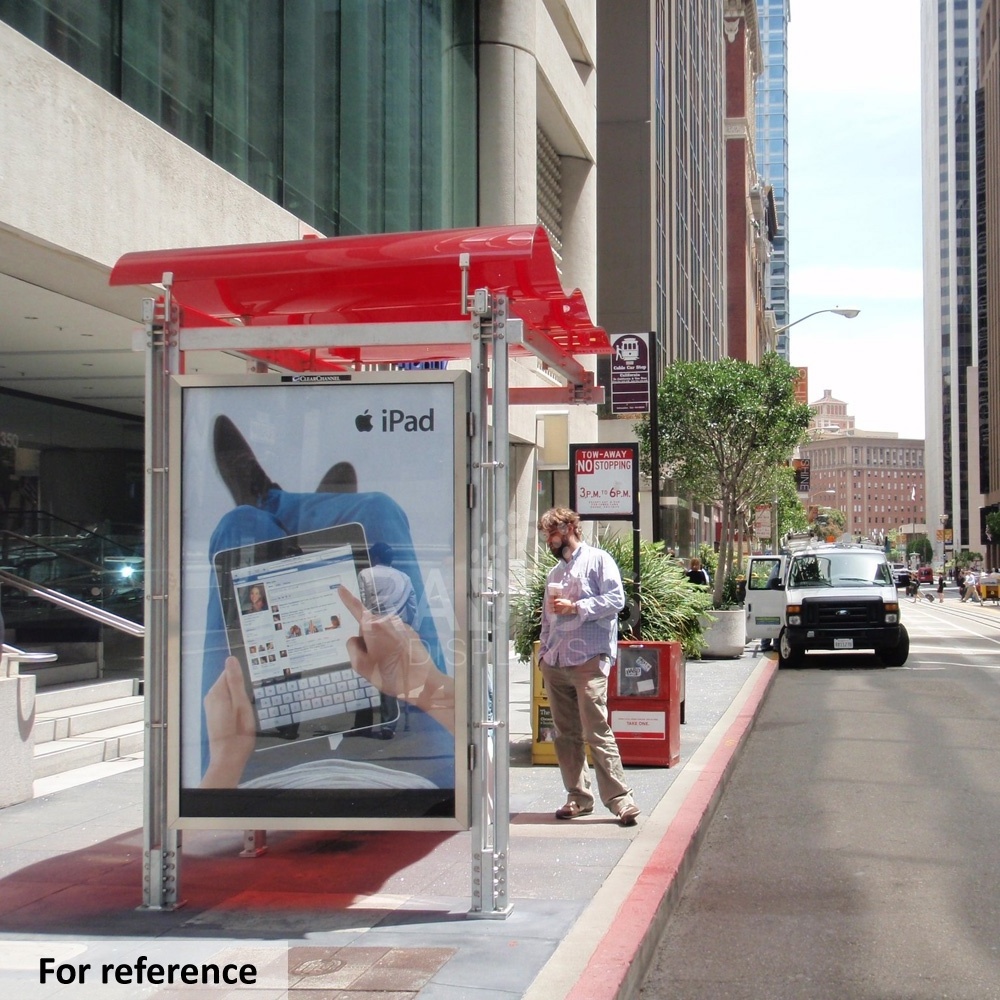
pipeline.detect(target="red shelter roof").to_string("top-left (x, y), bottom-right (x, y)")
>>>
top-left (110, 226), bottom-right (608, 369)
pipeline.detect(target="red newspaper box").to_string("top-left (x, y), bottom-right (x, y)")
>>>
top-left (608, 641), bottom-right (682, 767)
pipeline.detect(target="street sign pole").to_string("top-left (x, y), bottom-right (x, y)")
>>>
top-left (649, 330), bottom-right (660, 544)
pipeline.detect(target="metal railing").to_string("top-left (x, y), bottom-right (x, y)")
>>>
top-left (0, 529), bottom-right (108, 575)
top-left (1, 642), bottom-right (58, 678)
top-left (0, 569), bottom-right (145, 638)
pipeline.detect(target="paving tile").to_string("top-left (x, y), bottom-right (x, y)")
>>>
top-left (287, 992), bottom-right (415, 1000)
top-left (287, 945), bottom-right (390, 989)
top-left (348, 947), bottom-right (455, 991)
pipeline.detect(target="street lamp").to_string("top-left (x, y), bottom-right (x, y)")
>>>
top-left (773, 308), bottom-right (860, 337)
top-left (808, 488), bottom-right (837, 511)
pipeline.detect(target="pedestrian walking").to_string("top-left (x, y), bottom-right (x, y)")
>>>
top-left (937, 574), bottom-right (945, 603)
top-left (686, 557), bottom-right (710, 587)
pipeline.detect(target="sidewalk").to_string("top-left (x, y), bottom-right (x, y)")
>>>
top-left (0, 647), bottom-right (776, 1000)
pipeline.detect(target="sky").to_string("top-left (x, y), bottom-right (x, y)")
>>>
top-left (786, 0), bottom-right (924, 440)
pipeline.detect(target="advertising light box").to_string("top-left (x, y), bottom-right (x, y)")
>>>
top-left (168, 372), bottom-right (469, 830)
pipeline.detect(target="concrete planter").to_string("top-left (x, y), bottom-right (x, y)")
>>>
top-left (699, 608), bottom-right (747, 659)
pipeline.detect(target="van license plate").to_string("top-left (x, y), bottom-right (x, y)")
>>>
top-left (834, 638), bottom-right (853, 649)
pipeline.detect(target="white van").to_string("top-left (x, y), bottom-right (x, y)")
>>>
top-left (745, 540), bottom-right (908, 667)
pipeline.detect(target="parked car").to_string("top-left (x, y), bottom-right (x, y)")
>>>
top-left (916, 565), bottom-right (934, 584)
top-left (890, 563), bottom-right (911, 588)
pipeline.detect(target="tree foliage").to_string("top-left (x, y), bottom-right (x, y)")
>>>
top-left (757, 464), bottom-right (809, 541)
top-left (986, 511), bottom-right (1000, 543)
top-left (510, 535), bottom-right (714, 661)
top-left (905, 535), bottom-right (933, 563)
top-left (637, 354), bottom-right (812, 605)
top-left (780, 487), bottom-right (810, 538)
top-left (954, 549), bottom-right (983, 568)
top-left (813, 505), bottom-right (846, 540)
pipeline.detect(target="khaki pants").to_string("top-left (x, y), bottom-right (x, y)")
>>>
top-left (540, 655), bottom-right (634, 814)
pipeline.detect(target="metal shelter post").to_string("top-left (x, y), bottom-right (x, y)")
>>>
top-left (468, 292), bottom-right (512, 918)
top-left (141, 279), bottom-right (182, 909)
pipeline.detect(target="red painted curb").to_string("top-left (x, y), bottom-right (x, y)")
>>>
top-left (565, 659), bottom-right (778, 1000)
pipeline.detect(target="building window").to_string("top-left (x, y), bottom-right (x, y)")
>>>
top-left (1, 0), bottom-right (478, 235)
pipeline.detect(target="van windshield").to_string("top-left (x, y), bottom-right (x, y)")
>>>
top-left (789, 551), bottom-right (893, 589)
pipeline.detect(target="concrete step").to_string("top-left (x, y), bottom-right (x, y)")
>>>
top-left (32, 721), bottom-right (144, 779)
top-left (34, 678), bottom-right (138, 713)
top-left (33, 694), bottom-right (144, 742)
top-left (21, 660), bottom-right (101, 688)
top-left (31, 678), bottom-right (145, 784)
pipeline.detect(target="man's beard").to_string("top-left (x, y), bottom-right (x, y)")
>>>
top-left (549, 540), bottom-right (567, 559)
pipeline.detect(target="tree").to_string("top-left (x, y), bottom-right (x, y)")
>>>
top-left (986, 511), bottom-right (1000, 543)
top-left (739, 463), bottom-right (808, 550)
top-left (955, 549), bottom-right (983, 568)
top-left (637, 354), bottom-right (812, 606)
top-left (905, 535), bottom-right (933, 563)
top-left (773, 466), bottom-right (809, 539)
top-left (812, 505), bottom-right (846, 541)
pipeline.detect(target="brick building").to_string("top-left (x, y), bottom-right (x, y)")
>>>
top-left (799, 391), bottom-right (926, 542)
top-left (723, 0), bottom-right (775, 362)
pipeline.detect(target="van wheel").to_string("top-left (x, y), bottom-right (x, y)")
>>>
top-left (778, 628), bottom-right (802, 668)
top-left (879, 624), bottom-right (909, 667)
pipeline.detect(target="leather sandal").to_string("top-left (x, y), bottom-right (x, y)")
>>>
top-left (616, 803), bottom-right (641, 827)
top-left (554, 801), bottom-right (594, 820)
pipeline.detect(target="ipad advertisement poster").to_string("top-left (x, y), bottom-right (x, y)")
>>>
top-left (170, 372), bottom-right (469, 829)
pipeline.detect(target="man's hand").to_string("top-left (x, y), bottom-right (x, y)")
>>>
top-left (339, 585), bottom-right (454, 733)
top-left (201, 656), bottom-right (256, 788)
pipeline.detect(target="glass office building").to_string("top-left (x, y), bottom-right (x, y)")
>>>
top-left (754, 0), bottom-right (790, 357)
top-left (921, 0), bottom-right (983, 551)
top-left (0, 0), bottom-right (477, 236)
top-left (0, 0), bottom-right (483, 649)
top-left (0, 0), bottom-right (601, 658)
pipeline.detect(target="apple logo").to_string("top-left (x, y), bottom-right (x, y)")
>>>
top-left (355, 410), bottom-right (373, 432)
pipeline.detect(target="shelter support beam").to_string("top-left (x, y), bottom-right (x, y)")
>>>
top-left (469, 292), bottom-right (512, 918)
top-left (140, 283), bottom-right (182, 910)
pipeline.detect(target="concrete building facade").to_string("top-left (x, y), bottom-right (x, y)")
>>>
top-left (978, 0), bottom-right (1000, 565)
top-left (723, 0), bottom-right (772, 363)
top-left (596, 1), bottom-right (775, 553)
top-left (597, 0), bottom-right (739, 553)
top-left (0, 2), bottom-right (602, 587)
top-left (597, 0), bottom-right (727, 372)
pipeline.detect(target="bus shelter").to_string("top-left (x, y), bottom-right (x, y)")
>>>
top-left (110, 225), bottom-right (609, 917)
